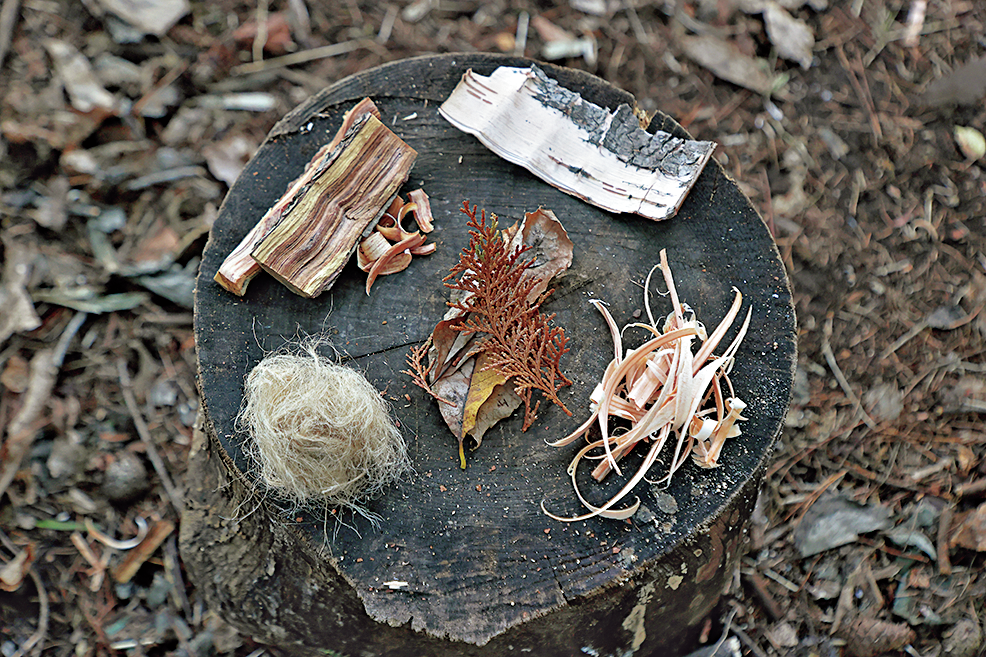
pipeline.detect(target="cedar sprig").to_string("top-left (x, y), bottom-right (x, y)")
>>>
top-left (402, 337), bottom-right (454, 407)
top-left (443, 201), bottom-right (573, 430)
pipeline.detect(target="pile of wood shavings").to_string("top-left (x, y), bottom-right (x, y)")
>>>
top-left (543, 249), bottom-right (752, 522)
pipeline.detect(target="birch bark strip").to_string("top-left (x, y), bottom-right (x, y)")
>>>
top-left (439, 65), bottom-right (716, 221)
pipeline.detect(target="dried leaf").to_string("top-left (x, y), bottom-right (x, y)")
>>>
top-left (44, 39), bottom-right (117, 112)
top-left (763, 2), bottom-right (814, 69)
top-left (884, 527), bottom-right (937, 560)
top-left (507, 207), bottom-right (575, 304)
top-left (679, 34), bottom-right (778, 96)
top-left (461, 352), bottom-right (509, 443)
top-left (0, 233), bottom-right (42, 345)
top-left (837, 615), bottom-right (916, 657)
top-left (202, 133), bottom-right (259, 187)
top-left (950, 502), bottom-right (986, 551)
top-left (89, 0), bottom-right (189, 36)
top-left (406, 203), bottom-right (574, 466)
top-left (232, 12), bottom-right (296, 55)
top-left (470, 383), bottom-right (523, 448)
top-left (793, 493), bottom-right (894, 557)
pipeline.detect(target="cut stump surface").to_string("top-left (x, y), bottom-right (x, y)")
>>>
top-left (183, 53), bottom-right (796, 657)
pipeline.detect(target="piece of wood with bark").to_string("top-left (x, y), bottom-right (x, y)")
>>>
top-left (214, 97), bottom-right (382, 296)
top-left (185, 53), bottom-right (796, 657)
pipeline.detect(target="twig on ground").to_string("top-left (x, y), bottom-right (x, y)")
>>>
top-left (0, 311), bottom-right (87, 501)
top-left (820, 315), bottom-right (877, 429)
top-left (231, 39), bottom-right (366, 75)
top-left (13, 567), bottom-right (48, 657)
top-left (728, 624), bottom-right (769, 657)
top-left (165, 535), bottom-right (194, 619)
top-left (0, 0), bottom-right (20, 70)
top-left (746, 572), bottom-right (784, 621)
top-left (956, 477), bottom-right (986, 497)
top-left (116, 358), bottom-right (184, 513)
top-left (937, 503), bottom-right (953, 576)
top-left (252, 0), bottom-right (269, 64)
top-left (513, 10), bottom-right (529, 56)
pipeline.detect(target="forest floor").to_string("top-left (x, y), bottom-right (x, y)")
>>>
top-left (1, 1), bottom-right (985, 656)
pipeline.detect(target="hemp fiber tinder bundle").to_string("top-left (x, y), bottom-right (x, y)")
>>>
top-left (239, 343), bottom-right (409, 509)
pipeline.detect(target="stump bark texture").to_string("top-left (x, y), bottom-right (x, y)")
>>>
top-left (181, 53), bottom-right (797, 657)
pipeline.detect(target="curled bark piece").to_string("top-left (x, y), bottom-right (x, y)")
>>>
top-left (407, 188), bottom-right (434, 232)
top-left (439, 65), bottom-right (716, 221)
top-left (365, 232), bottom-right (426, 295)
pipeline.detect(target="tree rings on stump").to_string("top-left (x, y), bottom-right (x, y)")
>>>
top-left (183, 53), bottom-right (796, 657)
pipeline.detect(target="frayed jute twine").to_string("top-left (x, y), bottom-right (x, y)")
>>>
top-left (237, 340), bottom-right (409, 512)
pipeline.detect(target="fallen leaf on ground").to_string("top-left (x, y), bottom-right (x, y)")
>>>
top-left (232, 12), bottom-right (296, 55)
top-left (837, 615), bottom-right (916, 657)
top-left (793, 492), bottom-right (894, 557)
top-left (88, 0), bottom-right (189, 36)
top-left (921, 55), bottom-right (986, 107)
top-left (763, 2), bottom-right (815, 69)
top-left (950, 502), bottom-right (986, 551)
top-left (679, 34), bottom-right (778, 96)
top-left (0, 232), bottom-right (42, 345)
top-left (44, 39), bottom-right (117, 113)
top-left (202, 134), bottom-right (259, 187)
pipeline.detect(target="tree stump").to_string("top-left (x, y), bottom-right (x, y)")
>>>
top-left (181, 53), bottom-right (796, 657)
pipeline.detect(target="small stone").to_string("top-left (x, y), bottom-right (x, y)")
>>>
top-left (954, 126), bottom-right (986, 161)
top-left (863, 381), bottom-right (904, 423)
top-left (653, 490), bottom-right (678, 515)
top-left (47, 437), bottom-right (88, 480)
top-left (101, 452), bottom-right (150, 502)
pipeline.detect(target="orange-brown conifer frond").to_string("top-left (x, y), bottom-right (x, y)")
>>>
top-left (444, 201), bottom-right (572, 429)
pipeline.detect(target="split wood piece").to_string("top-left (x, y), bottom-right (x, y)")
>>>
top-left (439, 65), bottom-right (716, 221)
top-left (251, 112), bottom-right (418, 298)
top-left (214, 98), bottom-right (382, 296)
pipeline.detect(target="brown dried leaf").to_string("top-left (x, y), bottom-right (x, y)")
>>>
top-left (950, 502), bottom-right (986, 551)
top-left (508, 207), bottom-right (575, 304)
top-left (202, 133), bottom-right (258, 187)
top-left (408, 203), bottom-right (574, 466)
top-left (837, 615), bottom-right (916, 657)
